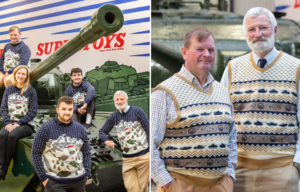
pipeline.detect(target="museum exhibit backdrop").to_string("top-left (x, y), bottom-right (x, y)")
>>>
top-left (0, 0), bottom-right (150, 116)
top-left (275, 0), bottom-right (300, 24)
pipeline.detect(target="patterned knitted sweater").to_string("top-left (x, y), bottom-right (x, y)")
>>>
top-left (229, 51), bottom-right (300, 169)
top-left (0, 41), bottom-right (31, 74)
top-left (31, 117), bottom-right (91, 183)
top-left (65, 80), bottom-right (95, 113)
top-left (153, 74), bottom-right (232, 182)
top-left (99, 106), bottom-right (149, 158)
top-left (0, 85), bottom-right (37, 128)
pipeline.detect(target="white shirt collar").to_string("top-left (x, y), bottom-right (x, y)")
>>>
top-left (252, 47), bottom-right (279, 67)
top-left (119, 105), bottom-right (130, 113)
top-left (11, 38), bottom-right (22, 44)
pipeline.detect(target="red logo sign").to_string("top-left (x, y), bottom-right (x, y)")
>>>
top-left (0, 49), bottom-right (3, 56)
top-left (36, 32), bottom-right (126, 56)
top-left (295, 0), bottom-right (300, 8)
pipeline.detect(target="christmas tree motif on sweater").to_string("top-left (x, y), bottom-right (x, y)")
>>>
top-left (7, 93), bottom-right (30, 122)
top-left (42, 134), bottom-right (86, 178)
top-left (72, 92), bottom-right (87, 106)
top-left (4, 49), bottom-right (20, 71)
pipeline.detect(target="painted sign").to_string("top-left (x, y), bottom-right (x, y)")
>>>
top-left (275, 0), bottom-right (300, 23)
top-left (0, 0), bottom-right (150, 115)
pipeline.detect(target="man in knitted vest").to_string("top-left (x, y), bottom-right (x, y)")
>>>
top-left (151, 28), bottom-right (237, 192)
top-left (221, 7), bottom-right (300, 192)
top-left (31, 96), bottom-right (91, 192)
top-left (99, 91), bottom-right (149, 192)
top-left (0, 26), bottom-right (31, 87)
top-left (65, 68), bottom-right (95, 134)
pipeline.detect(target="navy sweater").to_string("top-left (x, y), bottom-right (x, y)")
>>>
top-left (31, 117), bottom-right (91, 183)
top-left (65, 80), bottom-right (95, 113)
top-left (0, 41), bottom-right (31, 74)
top-left (99, 106), bottom-right (149, 158)
top-left (0, 85), bottom-right (38, 128)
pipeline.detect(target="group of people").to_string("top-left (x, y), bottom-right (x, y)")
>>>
top-left (0, 25), bottom-right (150, 192)
top-left (151, 7), bottom-right (300, 192)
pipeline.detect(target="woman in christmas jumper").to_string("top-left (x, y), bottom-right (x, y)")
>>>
top-left (0, 65), bottom-right (37, 181)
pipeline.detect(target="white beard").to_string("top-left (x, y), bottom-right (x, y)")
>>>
top-left (247, 33), bottom-right (275, 54)
top-left (115, 102), bottom-right (128, 112)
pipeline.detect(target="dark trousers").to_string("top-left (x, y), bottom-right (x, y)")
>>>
top-left (45, 178), bottom-right (87, 192)
top-left (72, 97), bottom-right (96, 123)
top-left (0, 124), bottom-right (33, 165)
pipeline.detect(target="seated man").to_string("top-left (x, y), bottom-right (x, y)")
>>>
top-left (65, 68), bottom-right (95, 134)
top-left (0, 26), bottom-right (31, 87)
top-left (99, 91), bottom-right (149, 192)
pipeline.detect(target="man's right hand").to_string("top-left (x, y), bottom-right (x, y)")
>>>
top-left (105, 140), bottom-right (115, 149)
top-left (162, 181), bottom-right (172, 191)
top-left (42, 178), bottom-right (49, 187)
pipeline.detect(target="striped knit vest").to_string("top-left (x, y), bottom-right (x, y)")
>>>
top-left (154, 74), bottom-right (232, 181)
top-left (229, 51), bottom-right (300, 169)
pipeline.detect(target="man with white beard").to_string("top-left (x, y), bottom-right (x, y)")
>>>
top-left (221, 7), bottom-right (300, 192)
top-left (99, 90), bottom-right (149, 192)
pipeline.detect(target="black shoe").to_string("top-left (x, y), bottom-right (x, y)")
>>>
top-left (85, 123), bottom-right (91, 134)
top-left (0, 164), bottom-right (8, 181)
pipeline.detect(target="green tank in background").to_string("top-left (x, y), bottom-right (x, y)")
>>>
top-left (0, 4), bottom-right (128, 192)
top-left (85, 61), bottom-right (149, 117)
top-left (151, 0), bottom-right (300, 87)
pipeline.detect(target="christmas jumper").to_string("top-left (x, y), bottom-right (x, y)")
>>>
top-left (0, 41), bottom-right (31, 74)
top-left (0, 85), bottom-right (37, 128)
top-left (65, 80), bottom-right (95, 113)
top-left (99, 106), bottom-right (149, 158)
top-left (31, 117), bottom-right (91, 183)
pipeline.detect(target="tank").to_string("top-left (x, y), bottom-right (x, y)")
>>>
top-left (151, 0), bottom-right (300, 87)
top-left (85, 61), bottom-right (150, 117)
top-left (0, 4), bottom-right (127, 192)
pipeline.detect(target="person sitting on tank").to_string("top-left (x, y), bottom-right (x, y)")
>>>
top-left (65, 68), bottom-right (95, 134)
top-left (99, 90), bottom-right (149, 192)
top-left (0, 65), bottom-right (38, 181)
top-left (0, 26), bottom-right (31, 88)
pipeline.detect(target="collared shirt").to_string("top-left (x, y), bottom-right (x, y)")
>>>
top-left (220, 47), bottom-right (300, 164)
top-left (151, 65), bottom-right (238, 187)
top-left (11, 39), bottom-right (22, 45)
top-left (119, 105), bottom-right (130, 113)
top-left (54, 115), bottom-right (73, 126)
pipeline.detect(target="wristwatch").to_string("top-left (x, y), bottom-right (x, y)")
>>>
top-left (293, 162), bottom-right (300, 171)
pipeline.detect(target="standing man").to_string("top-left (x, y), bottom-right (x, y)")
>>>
top-left (65, 68), bottom-right (95, 134)
top-left (221, 7), bottom-right (300, 192)
top-left (99, 91), bottom-right (149, 192)
top-left (0, 26), bottom-right (31, 87)
top-left (151, 28), bottom-right (237, 192)
top-left (31, 96), bottom-right (91, 192)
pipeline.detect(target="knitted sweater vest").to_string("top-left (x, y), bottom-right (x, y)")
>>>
top-left (229, 51), bottom-right (300, 169)
top-left (154, 74), bottom-right (232, 180)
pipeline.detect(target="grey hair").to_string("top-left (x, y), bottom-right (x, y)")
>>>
top-left (243, 7), bottom-right (277, 35)
top-left (114, 90), bottom-right (128, 100)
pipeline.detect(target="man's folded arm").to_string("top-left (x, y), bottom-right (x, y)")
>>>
top-left (151, 89), bottom-right (173, 187)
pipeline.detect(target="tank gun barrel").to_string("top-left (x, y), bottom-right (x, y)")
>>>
top-left (151, 41), bottom-right (184, 73)
top-left (30, 4), bottom-right (124, 83)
